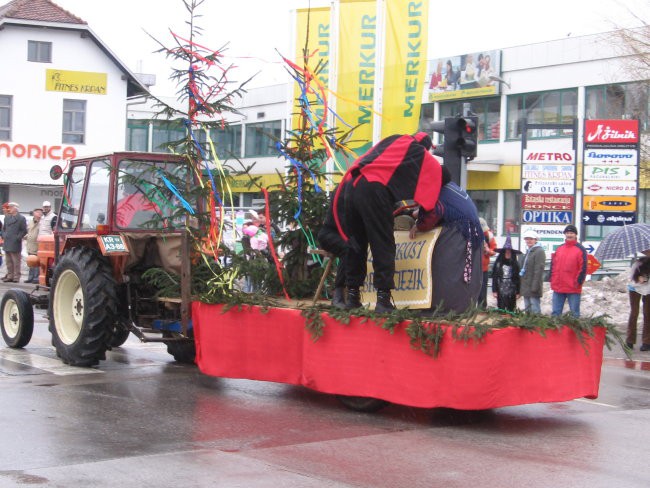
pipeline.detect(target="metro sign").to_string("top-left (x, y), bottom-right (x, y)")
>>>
top-left (585, 119), bottom-right (639, 144)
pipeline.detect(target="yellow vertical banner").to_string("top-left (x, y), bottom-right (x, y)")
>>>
top-left (336, 0), bottom-right (377, 160)
top-left (293, 7), bottom-right (331, 135)
top-left (380, 0), bottom-right (429, 137)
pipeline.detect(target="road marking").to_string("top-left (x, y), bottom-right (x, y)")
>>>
top-left (0, 348), bottom-right (103, 376)
top-left (574, 398), bottom-right (618, 408)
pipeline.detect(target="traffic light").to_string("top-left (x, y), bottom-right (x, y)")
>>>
top-left (458, 116), bottom-right (478, 161)
top-left (430, 116), bottom-right (479, 184)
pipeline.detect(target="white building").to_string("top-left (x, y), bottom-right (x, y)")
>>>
top-left (0, 0), bottom-right (148, 211)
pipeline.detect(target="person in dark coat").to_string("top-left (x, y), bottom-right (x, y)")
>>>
top-left (518, 229), bottom-right (546, 313)
top-left (491, 233), bottom-right (521, 312)
top-left (333, 132), bottom-right (443, 312)
top-left (1, 202), bottom-right (28, 282)
top-left (409, 167), bottom-right (484, 314)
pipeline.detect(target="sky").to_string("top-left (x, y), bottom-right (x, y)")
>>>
top-left (51, 0), bottom-right (648, 96)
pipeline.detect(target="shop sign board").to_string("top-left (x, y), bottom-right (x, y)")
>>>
top-left (582, 195), bottom-right (637, 212)
top-left (521, 194), bottom-right (574, 210)
top-left (584, 148), bottom-right (637, 165)
top-left (583, 180), bottom-right (637, 196)
top-left (522, 210), bottom-right (573, 224)
top-left (582, 211), bottom-right (636, 226)
top-left (582, 165), bottom-right (637, 181)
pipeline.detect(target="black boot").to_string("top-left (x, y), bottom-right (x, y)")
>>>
top-left (375, 289), bottom-right (395, 313)
top-left (331, 287), bottom-right (346, 309)
top-left (346, 287), bottom-right (363, 309)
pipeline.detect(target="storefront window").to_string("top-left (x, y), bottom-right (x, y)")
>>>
top-left (503, 190), bottom-right (521, 234)
top-left (585, 82), bottom-right (650, 131)
top-left (126, 120), bottom-right (149, 151)
top-left (468, 190), bottom-right (497, 232)
top-left (213, 124), bottom-right (242, 159)
top-left (244, 121), bottom-right (282, 157)
top-left (438, 97), bottom-right (501, 142)
top-left (506, 89), bottom-right (577, 139)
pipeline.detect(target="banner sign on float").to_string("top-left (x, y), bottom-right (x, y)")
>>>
top-left (521, 194), bottom-right (574, 210)
top-left (582, 211), bottom-right (636, 226)
top-left (582, 119), bottom-right (639, 227)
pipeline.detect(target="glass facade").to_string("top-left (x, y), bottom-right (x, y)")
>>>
top-left (506, 89), bottom-right (577, 139)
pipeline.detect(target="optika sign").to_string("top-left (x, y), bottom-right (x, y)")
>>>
top-left (0, 143), bottom-right (77, 160)
top-left (584, 119), bottom-right (639, 144)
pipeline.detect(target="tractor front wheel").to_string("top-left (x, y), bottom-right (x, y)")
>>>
top-left (49, 247), bottom-right (118, 366)
top-left (1, 289), bottom-right (34, 348)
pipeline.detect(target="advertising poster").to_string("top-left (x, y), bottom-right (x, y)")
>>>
top-left (424, 50), bottom-right (501, 102)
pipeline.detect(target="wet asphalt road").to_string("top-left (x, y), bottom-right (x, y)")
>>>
top-left (1, 282), bottom-right (650, 488)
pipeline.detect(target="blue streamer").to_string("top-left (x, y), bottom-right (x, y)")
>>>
top-left (158, 170), bottom-right (195, 214)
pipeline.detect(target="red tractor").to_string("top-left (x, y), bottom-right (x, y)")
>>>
top-left (1, 152), bottom-right (196, 366)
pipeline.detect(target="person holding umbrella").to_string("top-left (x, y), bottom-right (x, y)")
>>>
top-left (626, 252), bottom-right (650, 351)
top-left (550, 224), bottom-right (588, 317)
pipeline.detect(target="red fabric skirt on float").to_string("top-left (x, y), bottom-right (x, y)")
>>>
top-left (192, 303), bottom-right (605, 410)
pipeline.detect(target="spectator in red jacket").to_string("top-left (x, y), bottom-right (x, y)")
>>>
top-left (550, 224), bottom-right (587, 317)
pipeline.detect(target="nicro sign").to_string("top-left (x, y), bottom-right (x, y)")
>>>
top-left (582, 119), bottom-right (639, 227)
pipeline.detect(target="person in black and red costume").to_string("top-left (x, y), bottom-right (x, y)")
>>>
top-left (332, 132), bottom-right (443, 312)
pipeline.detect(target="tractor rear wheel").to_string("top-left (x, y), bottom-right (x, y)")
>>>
top-left (108, 322), bottom-right (131, 348)
top-left (336, 395), bottom-right (389, 412)
top-left (49, 247), bottom-right (118, 366)
top-left (1, 289), bottom-right (34, 348)
top-left (163, 330), bottom-right (196, 364)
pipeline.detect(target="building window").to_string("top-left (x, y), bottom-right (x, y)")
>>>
top-left (213, 125), bottom-right (242, 160)
top-left (0, 95), bottom-right (11, 140)
top-left (585, 82), bottom-right (650, 132)
top-left (244, 120), bottom-right (282, 157)
top-left (62, 99), bottom-right (86, 144)
top-left (503, 190), bottom-right (521, 234)
top-left (126, 120), bottom-right (149, 151)
top-left (437, 97), bottom-right (502, 142)
top-left (506, 89), bottom-right (577, 140)
top-left (468, 190), bottom-right (498, 232)
top-left (151, 120), bottom-right (184, 153)
top-left (27, 40), bottom-right (52, 63)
